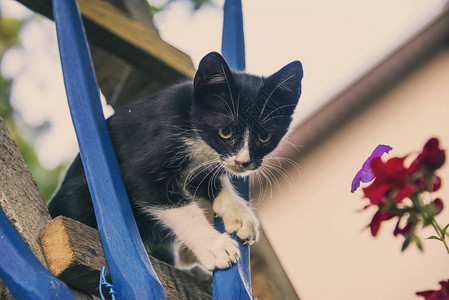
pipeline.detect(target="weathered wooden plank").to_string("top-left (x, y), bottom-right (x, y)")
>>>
top-left (0, 121), bottom-right (51, 265)
top-left (40, 216), bottom-right (106, 296)
top-left (0, 115), bottom-right (49, 298)
top-left (0, 209), bottom-right (75, 299)
top-left (0, 117), bottom-right (93, 299)
top-left (40, 216), bottom-right (212, 299)
top-left (77, 0), bottom-right (195, 79)
top-left (14, 0), bottom-right (195, 83)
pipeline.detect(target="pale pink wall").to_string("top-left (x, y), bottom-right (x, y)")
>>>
top-left (255, 49), bottom-right (449, 300)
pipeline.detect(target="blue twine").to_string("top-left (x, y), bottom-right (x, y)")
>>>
top-left (99, 266), bottom-right (116, 300)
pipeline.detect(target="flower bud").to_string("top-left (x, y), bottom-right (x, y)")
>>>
top-left (432, 198), bottom-right (444, 215)
top-left (418, 138), bottom-right (445, 171)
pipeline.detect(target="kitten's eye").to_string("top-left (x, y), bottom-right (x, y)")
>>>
top-left (218, 127), bottom-right (233, 139)
top-left (258, 132), bottom-right (272, 143)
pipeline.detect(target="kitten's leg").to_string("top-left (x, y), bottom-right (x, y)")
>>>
top-left (151, 202), bottom-right (240, 270)
top-left (213, 176), bottom-right (260, 244)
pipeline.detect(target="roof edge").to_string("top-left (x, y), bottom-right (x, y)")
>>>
top-left (282, 6), bottom-right (449, 163)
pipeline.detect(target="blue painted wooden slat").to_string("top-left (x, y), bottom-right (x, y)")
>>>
top-left (221, 0), bottom-right (246, 72)
top-left (0, 209), bottom-right (75, 300)
top-left (51, 0), bottom-right (166, 299)
top-left (214, 0), bottom-right (252, 299)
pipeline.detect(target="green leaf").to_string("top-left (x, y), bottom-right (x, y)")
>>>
top-left (442, 224), bottom-right (449, 237)
top-left (426, 235), bottom-right (442, 241)
top-left (413, 235), bottom-right (424, 251)
top-left (401, 236), bottom-right (412, 252)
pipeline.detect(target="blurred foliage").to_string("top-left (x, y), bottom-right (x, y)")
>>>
top-left (0, 11), bottom-right (66, 201)
top-left (147, 0), bottom-right (213, 15)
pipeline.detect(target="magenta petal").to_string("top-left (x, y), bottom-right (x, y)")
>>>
top-left (370, 144), bottom-right (393, 158)
top-left (351, 144), bottom-right (393, 193)
top-left (361, 170), bottom-right (375, 183)
top-left (351, 170), bottom-right (364, 193)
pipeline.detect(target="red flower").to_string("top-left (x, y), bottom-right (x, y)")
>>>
top-left (393, 217), bottom-right (415, 237)
top-left (432, 198), bottom-right (444, 215)
top-left (417, 280), bottom-right (449, 300)
top-left (368, 208), bottom-right (396, 236)
top-left (411, 138), bottom-right (445, 172)
top-left (432, 176), bottom-right (442, 192)
top-left (408, 138), bottom-right (444, 193)
top-left (354, 138), bottom-right (446, 242)
top-left (362, 182), bottom-right (390, 205)
top-left (363, 156), bottom-right (415, 205)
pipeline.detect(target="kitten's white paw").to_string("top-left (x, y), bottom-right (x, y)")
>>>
top-left (195, 233), bottom-right (240, 270)
top-left (221, 205), bottom-right (260, 245)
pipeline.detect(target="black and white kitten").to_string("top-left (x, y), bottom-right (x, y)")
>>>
top-left (48, 52), bottom-right (303, 270)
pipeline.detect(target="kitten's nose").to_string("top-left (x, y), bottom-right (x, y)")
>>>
top-left (235, 160), bottom-right (250, 169)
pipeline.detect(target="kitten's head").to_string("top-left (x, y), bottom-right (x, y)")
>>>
top-left (192, 52), bottom-right (303, 176)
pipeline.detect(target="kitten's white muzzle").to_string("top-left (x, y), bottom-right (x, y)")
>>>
top-left (223, 159), bottom-right (255, 176)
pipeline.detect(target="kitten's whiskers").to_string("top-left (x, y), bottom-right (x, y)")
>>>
top-left (261, 103), bottom-right (297, 124)
top-left (183, 159), bottom-right (220, 190)
top-left (221, 63), bottom-right (237, 119)
top-left (191, 163), bottom-right (222, 199)
top-left (206, 93), bottom-right (236, 121)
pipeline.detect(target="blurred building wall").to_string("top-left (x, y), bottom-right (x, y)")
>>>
top-left (256, 48), bottom-right (449, 300)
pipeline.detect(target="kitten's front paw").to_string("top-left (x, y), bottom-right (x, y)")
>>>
top-left (195, 233), bottom-right (240, 270)
top-left (221, 205), bottom-right (260, 245)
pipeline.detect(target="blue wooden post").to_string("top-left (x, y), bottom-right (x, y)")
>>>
top-left (51, 0), bottom-right (166, 299)
top-left (213, 0), bottom-right (252, 299)
top-left (0, 209), bottom-right (75, 300)
top-left (221, 0), bottom-right (246, 72)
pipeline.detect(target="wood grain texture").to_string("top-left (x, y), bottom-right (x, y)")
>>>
top-left (0, 116), bottom-right (51, 298)
top-left (0, 117), bottom-right (93, 299)
top-left (0, 119), bottom-right (51, 265)
top-left (40, 216), bottom-right (109, 296)
top-left (40, 216), bottom-right (212, 299)
top-left (0, 209), bottom-right (76, 299)
top-left (77, 0), bottom-right (195, 78)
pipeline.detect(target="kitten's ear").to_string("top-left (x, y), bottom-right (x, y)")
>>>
top-left (194, 52), bottom-right (234, 97)
top-left (263, 60), bottom-right (303, 116)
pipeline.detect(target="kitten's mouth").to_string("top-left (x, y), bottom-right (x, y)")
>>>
top-left (224, 162), bottom-right (256, 176)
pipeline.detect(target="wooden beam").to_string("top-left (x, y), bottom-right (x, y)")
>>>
top-left (78, 0), bottom-right (195, 79)
top-left (15, 0), bottom-right (195, 82)
top-left (0, 116), bottom-right (49, 298)
top-left (0, 117), bottom-right (94, 299)
top-left (0, 121), bottom-right (51, 268)
top-left (39, 216), bottom-right (107, 296)
top-left (40, 216), bottom-right (212, 299)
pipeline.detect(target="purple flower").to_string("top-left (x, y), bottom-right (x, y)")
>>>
top-left (351, 144), bottom-right (393, 193)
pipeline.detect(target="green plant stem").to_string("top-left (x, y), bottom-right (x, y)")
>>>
top-left (430, 219), bottom-right (449, 254)
top-left (411, 195), bottom-right (449, 253)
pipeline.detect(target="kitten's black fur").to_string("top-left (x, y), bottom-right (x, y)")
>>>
top-left (48, 52), bottom-right (303, 265)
